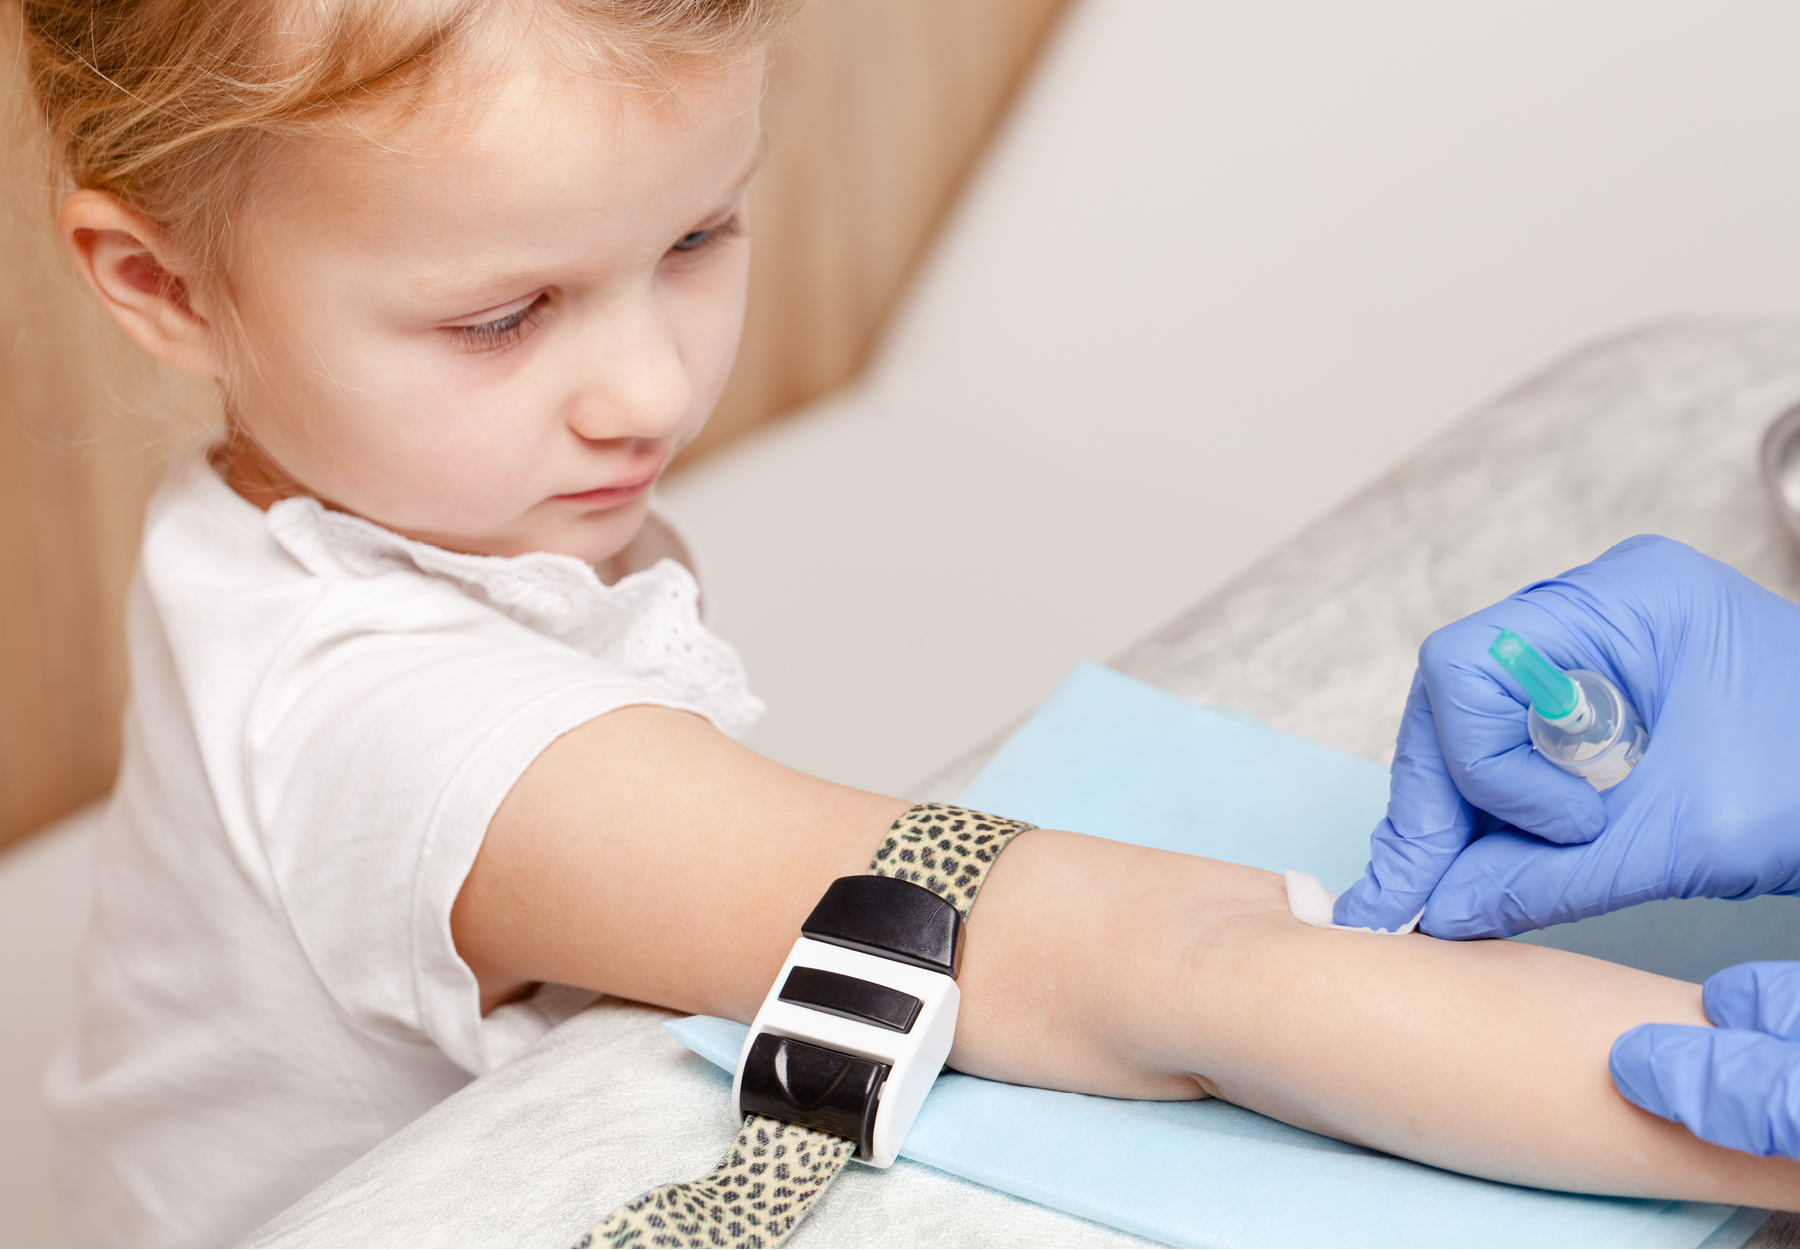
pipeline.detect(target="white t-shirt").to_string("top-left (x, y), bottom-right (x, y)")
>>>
top-left (44, 457), bottom-right (763, 1247)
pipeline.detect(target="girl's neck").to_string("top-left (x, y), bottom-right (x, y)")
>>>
top-left (210, 424), bottom-right (306, 513)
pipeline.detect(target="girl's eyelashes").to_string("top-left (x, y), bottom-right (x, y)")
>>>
top-left (446, 294), bottom-right (549, 353)
top-left (669, 213), bottom-right (745, 256)
top-left (440, 214), bottom-right (743, 352)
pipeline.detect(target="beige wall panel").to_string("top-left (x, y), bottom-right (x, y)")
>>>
top-left (0, 259), bottom-right (158, 846)
top-left (0, 0), bottom-right (1067, 852)
top-left (0, 68), bottom-right (209, 848)
top-left (690, 0), bottom-right (1070, 457)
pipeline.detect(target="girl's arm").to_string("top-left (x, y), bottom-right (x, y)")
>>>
top-left (451, 706), bottom-right (1800, 1209)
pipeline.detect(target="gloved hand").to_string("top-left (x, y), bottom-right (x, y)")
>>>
top-left (1612, 962), bottom-right (1800, 1160)
top-left (1332, 534), bottom-right (1800, 937)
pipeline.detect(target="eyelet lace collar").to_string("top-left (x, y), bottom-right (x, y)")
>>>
top-left (264, 494), bottom-right (765, 738)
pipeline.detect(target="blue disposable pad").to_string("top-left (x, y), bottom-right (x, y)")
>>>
top-left (956, 660), bottom-right (1388, 891)
top-left (667, 662), bottom-right (1761, 1248)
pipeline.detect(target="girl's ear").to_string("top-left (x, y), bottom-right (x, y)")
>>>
top-left (58, 189), bottom-right (227, 377)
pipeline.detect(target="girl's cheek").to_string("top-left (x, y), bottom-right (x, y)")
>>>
top-left (683, 271), bottom-right (751, 403)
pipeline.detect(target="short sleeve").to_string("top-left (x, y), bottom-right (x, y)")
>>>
top-left (245, 572), bottom-right (706, 1076)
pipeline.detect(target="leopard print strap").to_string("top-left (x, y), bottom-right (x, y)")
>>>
top-left (578, 1115), bottom-right (849, 1250)
top-left (867, 803), bottom-right (1036, 921)
top-left (579, 803), bottom-right (1034, 1249)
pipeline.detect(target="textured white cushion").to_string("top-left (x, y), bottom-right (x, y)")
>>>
top-left (241, 1000), bottom-right (1153, 1250)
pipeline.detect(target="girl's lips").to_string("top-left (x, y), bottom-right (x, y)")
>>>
top-left (555, 471), bottom-right (659, 508)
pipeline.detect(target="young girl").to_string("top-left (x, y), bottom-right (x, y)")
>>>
top-left (14, 0), bottom-right (1800, 1245)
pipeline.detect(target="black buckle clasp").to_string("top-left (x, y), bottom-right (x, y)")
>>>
top-left (737, 1032), bottom-right (887, 1159)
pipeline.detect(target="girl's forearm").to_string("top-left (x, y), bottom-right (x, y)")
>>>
top-left (461, 714), bottom-right (1800, 1207)
top-left (953, 829), bottom-right (1800, 1210)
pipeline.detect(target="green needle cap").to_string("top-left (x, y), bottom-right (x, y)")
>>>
top-left (1488, 629), bottom-right (1579, 720)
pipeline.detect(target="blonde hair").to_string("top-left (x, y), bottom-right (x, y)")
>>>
top-left (14, 0), bottom-right (786, 283)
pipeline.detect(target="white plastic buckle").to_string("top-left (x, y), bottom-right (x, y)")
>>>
top-left (732, 936), bottom-right (959, 1168)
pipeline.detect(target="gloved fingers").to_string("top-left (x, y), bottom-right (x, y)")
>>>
top-left (1333, 672), bottom-right (1477, 931)
top-left (1523, 535), bottom-right (1723, 699)
top-left (1332, 815), bottom-right (1459, 931)
top-left (1453, 743), bottom-right (1607, 846)
top-left (1416, 610), bottom-right (1608, 845)
top-left (1611, 1023), bottom-right (1800, 1160)
top-left (1419, 825), bottom-right (1666, 939)
top-left (1704, 963), bottom-right (1800, 1039)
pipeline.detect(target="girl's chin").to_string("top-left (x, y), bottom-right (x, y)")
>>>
top-left (388, 495), bottom-right (649, 563)
top-left (442, 532), bottom-right (630, 563)
top-left (496, 517), bottom-right (644, 564)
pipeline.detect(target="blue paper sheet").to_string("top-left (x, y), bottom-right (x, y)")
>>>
top-left (667, 662), bottom-right (1761, 1248)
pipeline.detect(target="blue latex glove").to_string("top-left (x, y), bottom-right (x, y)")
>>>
top-left (1612, 962), bottom-right (1800, 1159)
top-left (1333, 535), bottom-right (1800, 936)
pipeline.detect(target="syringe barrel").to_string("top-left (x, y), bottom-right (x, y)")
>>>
top-left (1526, 669), bottom-right (1647, 791)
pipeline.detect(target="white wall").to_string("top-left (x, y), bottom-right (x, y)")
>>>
top-left (666, 0), bottom-right (1800, 796)
top-left (0, 808), bottom-right (93, 1249)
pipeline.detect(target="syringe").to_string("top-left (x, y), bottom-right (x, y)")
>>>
top-left (1488, 629), bottom-right (1648, 791)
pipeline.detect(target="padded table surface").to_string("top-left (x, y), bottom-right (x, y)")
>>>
top-left (245, 325), bottom-right (1800, 1247)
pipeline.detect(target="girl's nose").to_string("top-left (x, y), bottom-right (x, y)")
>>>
top-left (566, 294), bottom-right (692, 444)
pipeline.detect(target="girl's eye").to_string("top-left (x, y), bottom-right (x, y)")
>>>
top-left (669, 214), bottom-right (745, 255)
top-left (448, 295), bottom-right (548, 352)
